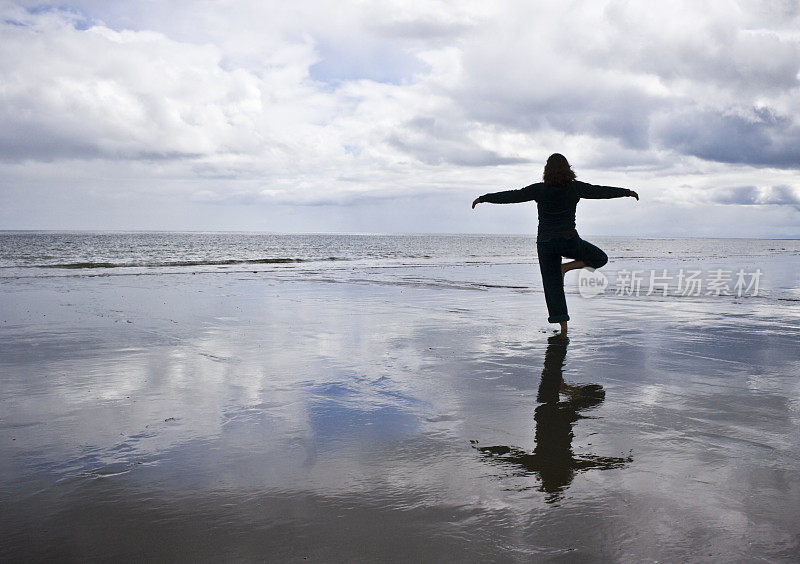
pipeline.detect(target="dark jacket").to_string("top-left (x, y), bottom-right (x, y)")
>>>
top-left (479, 181), bottom-right (632, 235)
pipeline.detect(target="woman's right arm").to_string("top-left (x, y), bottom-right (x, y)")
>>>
top-left (472, 183), bottom-right (542, 208)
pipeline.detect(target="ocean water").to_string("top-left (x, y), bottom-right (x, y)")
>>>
top-left (2, 231), bottom-right (799, 301)
top-left (3, 231), bottom-right (799, 270)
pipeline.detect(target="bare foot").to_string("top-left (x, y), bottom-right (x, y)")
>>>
top-left (560, 260), bottom-right (586, 281)
top-left (559, 321), bottom-right (568, 336)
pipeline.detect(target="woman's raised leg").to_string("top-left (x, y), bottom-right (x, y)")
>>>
top-left (561, 260), bottom-right (586, 279)
top-left (561, 238), bottom-right (608, 278)
top-left (574, 238), bottom-right (608, 269)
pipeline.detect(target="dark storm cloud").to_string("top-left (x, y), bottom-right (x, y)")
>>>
top-left (653, 107), bottom-right (800, 168)
top-left (0, 128), bottom-right (98, 162)
top-left (711, 186), bottom-right (761, 205)
top-left (709, 184), bottom-right (800, 206)
top-left (456, 85), bottom-right (656, 152)
top-left (0, 125), bottom-right (203, 163)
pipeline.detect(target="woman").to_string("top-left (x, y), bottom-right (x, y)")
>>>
top-left (472, 153), bottom-right (639, 336)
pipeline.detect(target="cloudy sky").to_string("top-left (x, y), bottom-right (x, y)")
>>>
top-left (1, 0), bottom-right (799, 236)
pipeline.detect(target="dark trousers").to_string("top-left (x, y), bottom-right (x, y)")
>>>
top-left (536, 235), bottom-right (608, 323)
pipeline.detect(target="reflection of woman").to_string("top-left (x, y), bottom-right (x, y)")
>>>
top-left (475, 336), bottom-right (629, 502)
top-left (472, 154), bottom-right (639, 335)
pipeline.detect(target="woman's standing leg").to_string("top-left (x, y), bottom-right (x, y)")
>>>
top-left (537, 241), bottom-right (570, 325)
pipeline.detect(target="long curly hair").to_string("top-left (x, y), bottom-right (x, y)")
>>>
top-left (542, 153), bottom-right (576, 186)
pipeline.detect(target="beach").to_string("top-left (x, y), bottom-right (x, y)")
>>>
top-left (1, 233), bottom-right (799, 561)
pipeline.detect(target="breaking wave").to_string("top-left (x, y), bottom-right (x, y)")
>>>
top-left (42, 257), bottom-right (345, 269)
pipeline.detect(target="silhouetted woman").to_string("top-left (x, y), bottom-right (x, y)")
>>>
top-left (472, 154), bottom-right (639, 335)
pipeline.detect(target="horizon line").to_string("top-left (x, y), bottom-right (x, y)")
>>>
top-left (1, 229), bottom-right (798, 240)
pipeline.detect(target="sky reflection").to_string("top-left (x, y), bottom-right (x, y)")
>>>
top-left (2, 265), bottom-right (799, 560)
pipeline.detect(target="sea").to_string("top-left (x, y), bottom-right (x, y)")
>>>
top-left (2, 231), bottom-right (799, 301)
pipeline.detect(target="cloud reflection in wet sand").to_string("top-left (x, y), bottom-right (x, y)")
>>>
top-left (1, 265), bottom-right (799, 561)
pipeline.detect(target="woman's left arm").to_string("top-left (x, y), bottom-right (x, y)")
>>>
top-left (578, 181), bottom-right (638, 200)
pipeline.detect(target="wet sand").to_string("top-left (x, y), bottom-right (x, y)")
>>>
top-left (2, 262), bottom-right (799, 561)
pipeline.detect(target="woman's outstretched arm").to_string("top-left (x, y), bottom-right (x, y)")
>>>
top-left (472, 183), bottom-right (543, 208)
top-left (577, 181), bottom-right (639, 200)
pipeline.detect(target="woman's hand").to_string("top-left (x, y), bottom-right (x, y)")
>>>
top-left (472, 197), bottom-right (481, 209)
top-left (629, 190), bottom-right (639, 201)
